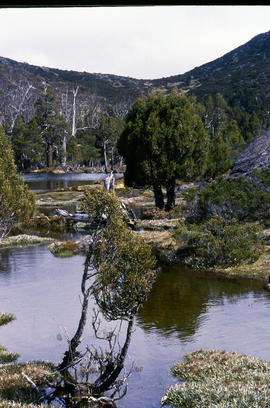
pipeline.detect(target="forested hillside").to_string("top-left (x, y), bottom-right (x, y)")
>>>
top-left (0, 30), bottom-right (270, 170)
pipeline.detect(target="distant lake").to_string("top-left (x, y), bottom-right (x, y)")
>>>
top-left (23, 172), bottom-right (123, 193)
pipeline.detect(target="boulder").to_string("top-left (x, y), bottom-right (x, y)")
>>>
top-left (230, 128), bottom-right (270, 177)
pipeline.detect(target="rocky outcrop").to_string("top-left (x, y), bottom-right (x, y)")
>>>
top-left (230, 128), bottom-right (270, 177)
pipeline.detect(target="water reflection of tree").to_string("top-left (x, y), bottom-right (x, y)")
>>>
top-left (47, 190), bottom-right (157, 407)
top-left (137, 265), bottom-right (262, 340)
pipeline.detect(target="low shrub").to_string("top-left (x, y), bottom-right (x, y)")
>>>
top-left (185, 175), bottom-right (270, 224)
top-left (174, 217), bottom-right (262, 268)
top-left (164, 349), bottom-right (270, 407)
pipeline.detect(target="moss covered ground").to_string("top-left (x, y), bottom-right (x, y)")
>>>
top-left (0, 235), bottom-right (54, 249)
top-left (164, 349), bottom-right (270, 407)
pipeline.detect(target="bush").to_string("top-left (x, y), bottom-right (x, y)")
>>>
top-left (0, 125), bottom-right (36, 238)
top-left (174, 217), bottom-right (261, 268)
top-left (185, 176), bottom-right (270, 223)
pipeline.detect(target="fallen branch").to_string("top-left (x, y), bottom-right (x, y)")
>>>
top-left (22, 372), bottom-right (39, 392)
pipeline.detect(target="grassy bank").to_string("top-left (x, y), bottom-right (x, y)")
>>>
top-left (0, 235), bottom-right (54, 249)
top-left (0, 313), bottom-right (56, 408)
top-left (0, 362), bottom-right (56, 408)
top-left (164, 349), bottom-right (270, 407)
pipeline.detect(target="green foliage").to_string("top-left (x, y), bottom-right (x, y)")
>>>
top-left (35, 87), bottom-right (68, 167)
top-left (202, 94), bottom-right (240, 178)
top-left (252, 167), bottom-right (270, 187)
top-left (81, 187), bottom-right (124, 223)
top-left (0, 313), bottom-right (19, 365)
top-left (82, 189), bottom-right (157, 320)
top-left (186, 176), bottom-right (270, 223)
top-left (0, 126), bottom-right (36, 238)
top-left (0, 346), bottom-right (19, 364)
top-left (118, 92), bottom-right (209, 209)
top-left (165, 349), bottom-right (270, 408)
top-left (0, 313), bottom-right (15, 327)
top-left (11, 116), bottom-right (44, 170)
top-left (174, 217), bottom-right (261, 268)
top-left (95, 105), bottom-right (125, 170)
top-left (92, 219), bottom-right (157, 320)
top-left (206, 135), bottom-right (232, 179)
top-left (76, 128), bottom-right (102, 167)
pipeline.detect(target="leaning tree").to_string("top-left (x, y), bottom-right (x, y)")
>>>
top-left (118, 92), bottom-right (209, 210)
top-left (56, 189), bottom-right (157, 406)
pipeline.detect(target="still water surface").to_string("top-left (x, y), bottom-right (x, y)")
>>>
top-left (1, 244), bottom-right (270, 407)
top-left (23, 172), bottom-right (123, 193)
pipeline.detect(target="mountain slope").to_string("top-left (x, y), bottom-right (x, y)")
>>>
top-left (1, 30), bottom-right (270, 132)
top-left (154, 30), bottom-right (270, 112)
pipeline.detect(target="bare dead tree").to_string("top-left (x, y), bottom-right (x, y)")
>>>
top-left (2, 74), bottom-right (35, 134)
top-left (71, 86), bottom-right (79, 138)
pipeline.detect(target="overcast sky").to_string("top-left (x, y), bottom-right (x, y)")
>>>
top-left (0, 6), bottom-right (270, 80)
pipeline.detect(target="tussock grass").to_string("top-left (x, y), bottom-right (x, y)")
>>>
top-left (164, 349), bottom-right (270, 407)
top-left (0, 235), bottom-right (54, 249)
top-left (0, 402), bottom-right (51, 408)
top-left (0, 361), bottom-right (57, 407)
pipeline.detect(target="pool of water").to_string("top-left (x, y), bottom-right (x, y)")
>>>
top-left (1, 244), bottom-right (270, 407)
top-left (23, 172), bottom-right (123, 193)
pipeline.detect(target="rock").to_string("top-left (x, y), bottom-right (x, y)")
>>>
top-left (75, 235), bottom-right (93, 253)
top-left (72, 213), bottom-right (90, 222)
top-left (55, 208), bottom-right (89, 222)
top-left (74, 222), bottom-right (91, 231)
top-left (230, 128), bottom-right (270, 177)
top-left (55, 208), bottom-right (71, 217)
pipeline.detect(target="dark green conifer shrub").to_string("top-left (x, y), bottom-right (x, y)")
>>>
top-left (174, 217), bottom-right (261, 268)
top-left (185, 175), bottom-right (270, 224)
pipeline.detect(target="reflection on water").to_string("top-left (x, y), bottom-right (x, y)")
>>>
top-left (1, 245), bottom-right (270, 407)
top-left (23, 173), bottom-right (123, 192)
top-left (137, 265), bottom-right (264, 341)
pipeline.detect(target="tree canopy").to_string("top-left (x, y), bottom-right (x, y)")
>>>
top-left (118, 92), bottom-right (209, 210)
top-left (0, 125), bottom-right (35, 238)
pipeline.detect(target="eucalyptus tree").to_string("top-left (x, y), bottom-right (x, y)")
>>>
top-left (35, 87), bottom-right (68, 168)
top-left (118, 92), bottom-right (209, 210)
top-left (95, 106), bottom-right (125, 172)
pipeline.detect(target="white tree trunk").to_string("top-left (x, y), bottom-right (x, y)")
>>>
top-left (103, 141), bottom-right (108, 173)
top-left (72, 86), bottom-right (79, 138)
top-left (9, 83), bottom-right (34, 134)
